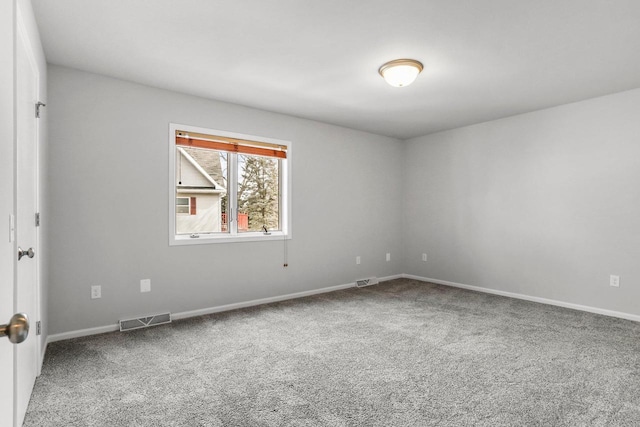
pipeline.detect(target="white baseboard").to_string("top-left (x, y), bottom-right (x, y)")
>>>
top-left (173, 274), bottom-right (401, 321)
top-left (403, 274), bottom-right (640, 323)
top-left (48, 324), bottom-right (119, 343)
top-left (48, 272), bottom-right (637, 345)
top-left (172, 281), bottom-right (356, 321)
top-left (48, 279), bottom-right (362, 343)
top-left (379, 274), bottom-right (403, 282)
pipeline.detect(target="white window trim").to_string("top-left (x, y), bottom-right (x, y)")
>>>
top-left (168, 123), bottom-right (292, 245)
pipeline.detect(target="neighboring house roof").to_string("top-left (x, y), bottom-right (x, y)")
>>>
top-left (179, 146), bottom-right (226, 191)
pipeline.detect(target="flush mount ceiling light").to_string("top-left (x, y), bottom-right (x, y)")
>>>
top-left (378, 59), bottom-right (423, 87)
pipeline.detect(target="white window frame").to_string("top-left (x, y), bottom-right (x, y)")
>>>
top-left (169, 123), bottom-right (292, 245)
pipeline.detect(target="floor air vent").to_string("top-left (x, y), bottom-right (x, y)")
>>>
top-left (119, 312), bottom-right (172, 332)
top-left (356, 277), bottom-right (379, 288)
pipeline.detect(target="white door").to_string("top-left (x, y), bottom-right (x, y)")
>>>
top-left (15, 10), bottom-right (40, 427)
top-left (0, 1), bottom-right (16, 426)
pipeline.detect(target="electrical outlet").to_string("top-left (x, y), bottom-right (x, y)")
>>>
top-left (610, 275), bottom-right (620, 287)
top-left (140, 279), bottom-right (151, 293)
top-left (422, 253), bottom-right (427, 262)
top-left (386, 253), bottom-right (391, 262)
top-left (356, 256), bottom-right (361, 265)
top-left (91, 285), bottom-right (101, 299)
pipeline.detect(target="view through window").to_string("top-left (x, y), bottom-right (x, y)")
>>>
top-left (170, 126), bottom-right (289, 243)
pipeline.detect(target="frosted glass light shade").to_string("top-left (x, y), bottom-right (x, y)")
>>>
top-left (378, 59), bottom-right (423, 87)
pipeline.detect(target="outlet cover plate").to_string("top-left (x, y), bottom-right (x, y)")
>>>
top-left (610, 275), bottom-right (620, 287)
top-left (140, 279), bottom-right (151, 293)
top-left (91, 285), bottom-right (101, 299)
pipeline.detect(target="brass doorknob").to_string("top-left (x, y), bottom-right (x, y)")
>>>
top-left (0, 313), bottom-right (29, 344)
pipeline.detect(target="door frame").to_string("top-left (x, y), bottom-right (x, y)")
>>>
top-left (1, 0), bottom-right (17, 426)
top-left (14, 4), bottom-right (43, 426)
top-left (16, 4), bottom-right (42, 377)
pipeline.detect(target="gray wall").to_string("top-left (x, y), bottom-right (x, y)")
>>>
top-left (403, 88), bottom-right (640, 315)
top-left (48, 64), bottom-right (640, 335)
top-left (47, 65), bottom-right (403, 335)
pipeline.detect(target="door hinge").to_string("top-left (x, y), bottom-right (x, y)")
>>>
top-left (35, 101), bottom-right (46, 118)
top-left (36, 321), bottom-right (41, 336)
top-left (35, 212), bottom-right (40, 227)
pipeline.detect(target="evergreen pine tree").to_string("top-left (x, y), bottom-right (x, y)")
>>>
top-left (238, 155), bottom-right (279, 231)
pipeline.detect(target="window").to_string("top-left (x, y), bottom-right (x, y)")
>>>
top-left (169, 123), bottom-right (291, 245)
top-left (176, 197), bottom-right (196, 215)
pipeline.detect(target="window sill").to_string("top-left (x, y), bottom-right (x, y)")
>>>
top-left (170, 231), bottom-right (291, 246)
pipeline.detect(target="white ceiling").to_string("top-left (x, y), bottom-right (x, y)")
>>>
top-left (32, 0), bottom-right (640, 139)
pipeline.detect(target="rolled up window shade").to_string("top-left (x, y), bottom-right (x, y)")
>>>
top-left (175, 130), bottom-right (286, 159)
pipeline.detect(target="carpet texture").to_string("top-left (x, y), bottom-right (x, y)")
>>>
top-left (24, 279), bottom-right (640, 426)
